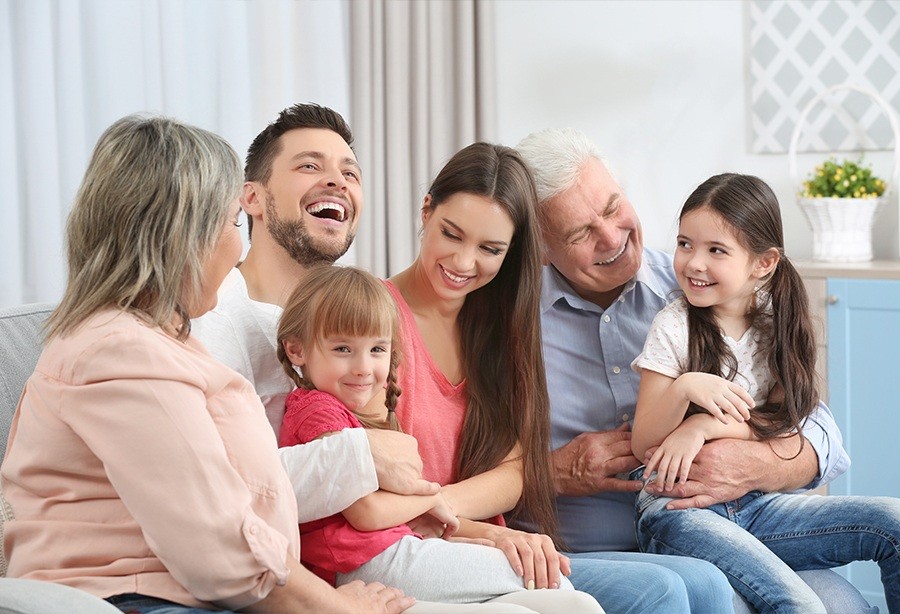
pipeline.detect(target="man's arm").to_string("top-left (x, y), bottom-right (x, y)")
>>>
top-left (647, 401), bottom-right (850, 509)
top-left (280, 429), bottom-right (439, 523)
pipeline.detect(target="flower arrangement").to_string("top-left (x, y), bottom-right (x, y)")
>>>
top-left (801, 157), bottom-right (886, 199)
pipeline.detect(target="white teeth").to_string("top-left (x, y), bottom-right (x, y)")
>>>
top-left (442, 267), bottom-right (468, 283)
top-left (690, 279), bottom-right (712, 287)
top-left (307, 202), bottom-right (346, 221)
top-left (596, 241), bottom-right (628, 265)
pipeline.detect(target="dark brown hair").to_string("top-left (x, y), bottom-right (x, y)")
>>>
top-left (681, 173), bottom-right (818, 449)
top-left (243, 103), bottom-right (353, 237)
top-left (276, 265), bottom-right (401, 431)
top-left (426, 142), bottom-right (559, 543)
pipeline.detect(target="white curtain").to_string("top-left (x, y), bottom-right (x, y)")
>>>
top-left (0, 0), bottom-right (352, 308)
top-left (349, 0), bottom-right (496, 277)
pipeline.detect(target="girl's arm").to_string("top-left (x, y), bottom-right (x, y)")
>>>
top-left (341, 489), bottom-right (458, 535)
top-left (631, 369), bottom-right (755, 460)
top-left (439, 442), bottom-right (525, 520)
top-left (644, 412), bottom-right (754, 492)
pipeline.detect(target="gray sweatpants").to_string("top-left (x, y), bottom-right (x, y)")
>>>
top-left (336, 535), bottom-right (602, 612)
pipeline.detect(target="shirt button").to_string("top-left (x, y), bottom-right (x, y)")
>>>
top-left (618, 296), bottom-right (625, 302)
top-left (250, 526), bottom-right (258, 535)
top-left (612, 366), bottom-right (621, 374)
top-left (603, 315), bottom-right (611, 323)
top-left (622, 413), bottom-right (630, 421)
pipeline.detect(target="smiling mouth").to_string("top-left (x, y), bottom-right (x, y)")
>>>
top-left (440, 265), bottom-right (471, 284)
top-left (595, 240), bottom-right (628, 265)
top-left (306, 201), bottom-right (347, 222)
top-left (688, 278), bottom-right (715, 287)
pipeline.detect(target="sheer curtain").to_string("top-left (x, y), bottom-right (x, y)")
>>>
top-left (349, 0), bottom-right (496, 277)
top-left (0, 0), bottom-right (352, 308)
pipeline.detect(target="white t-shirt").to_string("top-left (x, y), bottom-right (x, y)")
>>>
top-left (632, 297), bottom-right (774, 406)
top-left (193, 268), bottom-right (377, 522)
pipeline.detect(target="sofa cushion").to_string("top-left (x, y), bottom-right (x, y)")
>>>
top-left (0, 303), bottom-right (54, 578)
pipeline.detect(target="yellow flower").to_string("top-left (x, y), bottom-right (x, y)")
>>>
top-left (850, 174), bottom-right (857, 181)
top-left (843, 179), bottom-right (850, 187)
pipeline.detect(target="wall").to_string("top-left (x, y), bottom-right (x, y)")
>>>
top-left (492, 0), bottom-right (898, 259)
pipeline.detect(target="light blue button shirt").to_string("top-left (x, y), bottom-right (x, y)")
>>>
top-left (539, 248), bottom-right (849, 552)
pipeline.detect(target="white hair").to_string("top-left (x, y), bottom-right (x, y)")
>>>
top-left (515, 127), bottom-right (608, 203)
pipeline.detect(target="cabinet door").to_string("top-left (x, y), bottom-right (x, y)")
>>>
top-left (827, 277), bottom-right (900, 612)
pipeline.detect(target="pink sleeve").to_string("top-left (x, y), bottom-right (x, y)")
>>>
top-left (62, 330), bottom-right (291, 609)
top-left (280, 391), bottom-right (358, 446)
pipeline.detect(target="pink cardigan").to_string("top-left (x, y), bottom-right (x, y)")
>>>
top-left (1, 309), bottom-right (299, 610)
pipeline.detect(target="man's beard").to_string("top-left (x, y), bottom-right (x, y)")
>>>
top-left (265, 194), bottom-right (354, 267)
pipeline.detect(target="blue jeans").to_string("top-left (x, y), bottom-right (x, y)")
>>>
top-left (566, 550), bottom-right (735, 613)
top-left (636, 487), bottom-right (900, 613)
top-left (107, 594), bottom-right (234, 614)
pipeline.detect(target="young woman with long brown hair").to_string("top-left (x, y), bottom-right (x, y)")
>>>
top-left (386, 142), bottom-right (565, 590)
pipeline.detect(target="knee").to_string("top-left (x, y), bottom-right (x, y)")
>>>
top-left (661, 557), bottom-right (733, 611)
top-left (631, 567), bottom-right (692, 613)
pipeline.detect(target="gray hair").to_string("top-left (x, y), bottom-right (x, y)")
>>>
top-left (515, 127), bottom-right (607, 203)
top-left (46, 114), bottom-right (242, 341)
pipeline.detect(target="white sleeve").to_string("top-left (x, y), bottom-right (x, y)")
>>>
top-left (631, 301), bottom-right (689, 379)
top-left (278, 428), bottom-right (378, 522)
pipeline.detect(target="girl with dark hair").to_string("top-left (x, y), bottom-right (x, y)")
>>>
top-left (631, 173), bottom-right (900, 613)
top-left (274, 265), bottom-right (601, 611)
top-left (386, 142), bottom-right (566, 591)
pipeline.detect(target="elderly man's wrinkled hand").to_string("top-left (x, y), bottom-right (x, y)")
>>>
top-left (552, 424), bottom-right (643, 497)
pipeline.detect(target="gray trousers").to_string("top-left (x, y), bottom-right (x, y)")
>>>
top-left (336, 535), bottom-right (601, 613)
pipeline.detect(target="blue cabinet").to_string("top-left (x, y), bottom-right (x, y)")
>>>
top-left (826, 277), bottom-right (900, 613)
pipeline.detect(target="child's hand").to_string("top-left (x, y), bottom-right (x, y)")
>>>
top-left (427, 493), bottom-right (460, 539)
top-left (677, 372), bottom-right (754, 423)
top-left (644, 423), bottom-right (705, 491)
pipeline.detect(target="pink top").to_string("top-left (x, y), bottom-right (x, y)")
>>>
top-left (385, 281), bottom-right (468, 486)
top-left (1, 309), bottom-right (300, 610)
top-left (279, 388), bottom-right (415, 584)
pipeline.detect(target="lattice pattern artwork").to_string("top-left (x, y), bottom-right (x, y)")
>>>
top-left (748, 0), bottom-right (900, 153)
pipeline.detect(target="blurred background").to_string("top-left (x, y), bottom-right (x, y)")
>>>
top-left (3, 0), bottom-right (899, 308)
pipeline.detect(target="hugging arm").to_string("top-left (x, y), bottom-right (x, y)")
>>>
top-left (342, 489), bottom-right (459, 537)
top-left (647, 402), bottom-right (846, 509)
top-left (631, 368), bottom-right (753, 460)
top-left (440, 442), bottom-right (525, 519)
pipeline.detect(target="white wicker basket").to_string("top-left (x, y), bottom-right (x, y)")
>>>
top-left (789, 84), bottom-right (900, 262)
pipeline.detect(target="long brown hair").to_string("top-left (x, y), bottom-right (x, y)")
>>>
top-left (681, 174), bottom-right (818, 449)
top-left (276, 265), bottom-right (401, 431)
top-left (426, 143), bottom-right (559, 543)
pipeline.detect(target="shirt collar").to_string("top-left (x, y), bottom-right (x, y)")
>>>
top-left (541, 250), bottom-right (670, 314)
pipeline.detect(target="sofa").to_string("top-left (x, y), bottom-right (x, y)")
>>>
top-left (0, 303), bottom-right (875, 613)
top-left (0, 303), bottom-right (120, 613)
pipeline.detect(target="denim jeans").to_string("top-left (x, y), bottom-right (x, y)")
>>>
top-left (636, 486), bottom-right (900, 613)
top-left (106, 594), bottom-right (234, 614)
top-left (566, 550), bottom-right (735, 613)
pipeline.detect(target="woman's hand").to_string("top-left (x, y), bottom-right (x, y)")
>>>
top-left (489, 526), bottom-right (571, 590)
top-left (677, 372), bottom-right (754, 423)
top-left (335, 580), bottom-right (414, 613)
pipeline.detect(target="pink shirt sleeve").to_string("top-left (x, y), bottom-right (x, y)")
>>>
top-left (2, 313), bottom-right (299, 610)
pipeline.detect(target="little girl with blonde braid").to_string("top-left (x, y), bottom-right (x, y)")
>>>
top-left (276, 264), bottom-right (602, 612)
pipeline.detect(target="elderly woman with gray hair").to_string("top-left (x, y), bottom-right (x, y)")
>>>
top-left (0, 115), bottom-right (412, 614)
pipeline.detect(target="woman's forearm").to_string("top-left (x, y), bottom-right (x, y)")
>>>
top-left (441, 445), bottom-right (524, 519)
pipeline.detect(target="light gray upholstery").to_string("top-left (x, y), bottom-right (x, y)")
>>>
top-left (0, 303), bottom-right (120, 612)
top-left (0, 303), bottom-right (54, 460)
